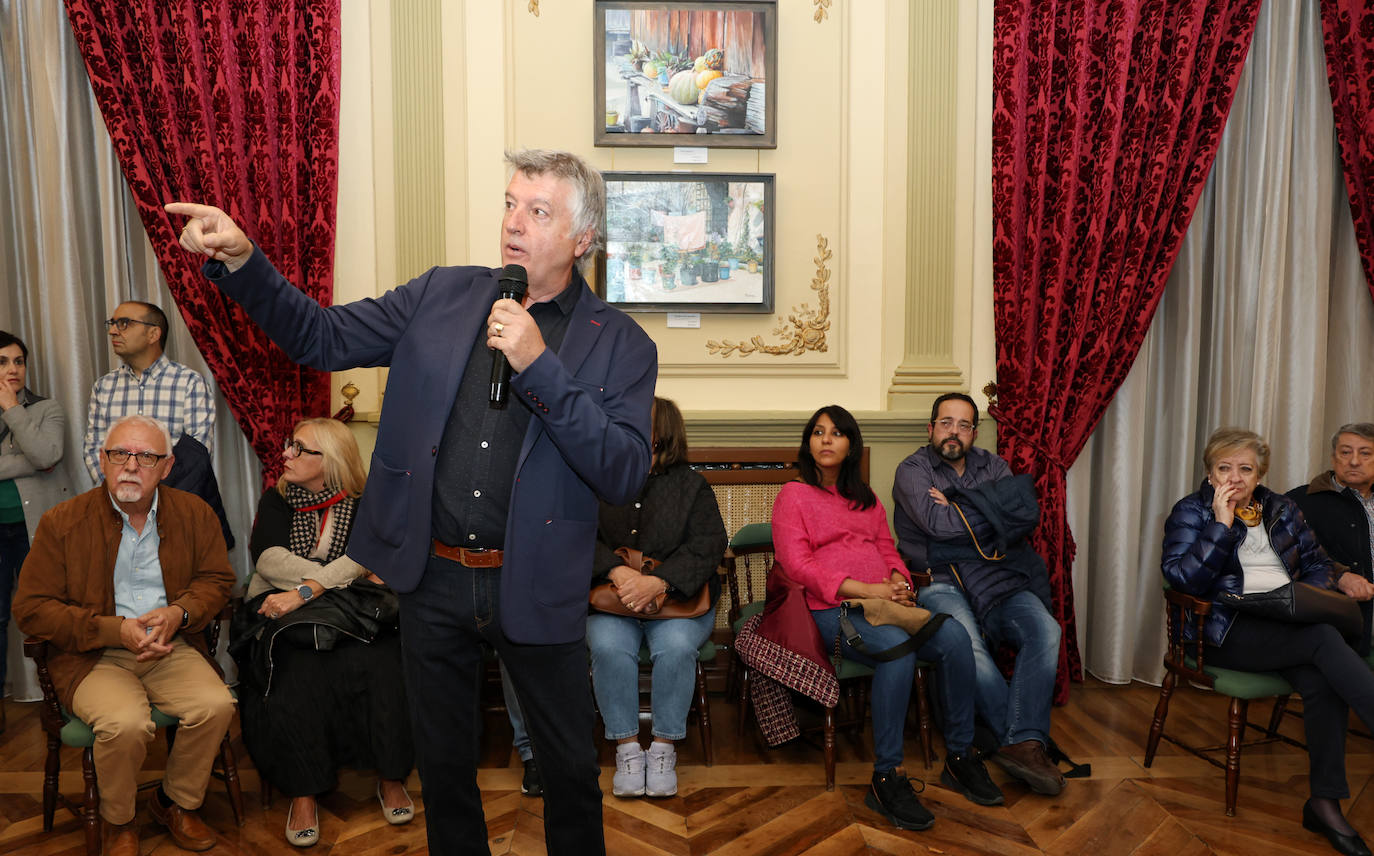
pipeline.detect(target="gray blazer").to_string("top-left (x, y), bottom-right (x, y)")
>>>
top-left (0, 397), bottom-right (73, 541)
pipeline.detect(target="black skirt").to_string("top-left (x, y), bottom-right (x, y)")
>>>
top-left (238, 630), bottom-right (415, 796)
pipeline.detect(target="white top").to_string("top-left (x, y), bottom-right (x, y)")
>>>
top-left (1238, 524), bottom-right (1291, 593)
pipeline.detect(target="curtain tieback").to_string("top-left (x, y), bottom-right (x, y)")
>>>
top-left (986, 402), bottom-right (1072, 473)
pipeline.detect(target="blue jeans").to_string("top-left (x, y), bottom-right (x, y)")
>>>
top-left (918, 583), bottom-right (1060, 746)
top-left (587, 610), bottom-right (715, 741)
top-left (399, 557), bottom-right (604, 855)
top-left (811, 605), bottom-right (977, 772)
top-left (499, 660), bottom-right (533, 762)
top-left (0, 521), bottom-right (29, 697)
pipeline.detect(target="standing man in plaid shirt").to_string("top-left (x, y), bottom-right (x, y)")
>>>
top-left (83, 302), bottom-right (214, 483)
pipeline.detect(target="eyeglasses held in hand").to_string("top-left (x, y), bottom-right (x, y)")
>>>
top-left (104, 317), bottom-right (159, 332)
top-left (284, 438), bottom-right (323, 458)
top-left (103, 448), bottom-right (169, 468)
top-left (934, 417), bottom-right (975, 433)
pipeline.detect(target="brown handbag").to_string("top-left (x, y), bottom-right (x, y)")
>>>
top-left (588, 547), bottom-right (713, 619)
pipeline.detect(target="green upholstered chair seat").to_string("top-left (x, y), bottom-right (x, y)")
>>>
top-left (729, 522), bottom-right (773, 551)
top-left (835, 658), bottom-right (874, 680)
top-left (638, 639), bottom-right (716, 665)
top-left (1182, 656), bottom-right (1293, 698)
top-left (57, 685), bottom-right (239, 748)
top-left (58, 705), bottom-right (179, 748)
top-left (733, 599), bottom-right (765, 633)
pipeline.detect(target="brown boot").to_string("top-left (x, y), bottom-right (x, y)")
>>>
top-left (992, 739), bottom-right (1065, 795)
top-left (147, 793), bottom-right (216, 851)
top-left (103, 819), bottom-right (139, 856)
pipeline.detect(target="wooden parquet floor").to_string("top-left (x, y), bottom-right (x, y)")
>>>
top-left (0, 678), bottom-right (1370, 854)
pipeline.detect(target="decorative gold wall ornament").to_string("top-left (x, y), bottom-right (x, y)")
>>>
top-left (814, 0), bottom-right (831, 23)
top-left (706, 235), bottom-right (831, 358)
top-left (529, 1), bottom-right (540, 17)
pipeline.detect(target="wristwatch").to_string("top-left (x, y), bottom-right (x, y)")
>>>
top-left (178, 605), bottom-right (190, 628)
top-left (296, 584), bottom-right (315, 602)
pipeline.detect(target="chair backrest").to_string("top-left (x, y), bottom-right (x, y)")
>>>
top-left (1161, 585), bottom-right (1216, 689)
top-left (690, 445), bottom-right (869, 630)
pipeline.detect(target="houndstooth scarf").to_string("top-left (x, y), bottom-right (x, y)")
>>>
top-left (283, 483), bottom-right (355, 563)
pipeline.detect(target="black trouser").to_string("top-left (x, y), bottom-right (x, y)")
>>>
top-left (1208, 613), bottom-right (1374, 799)
top-left (398, 556), bottom-right (604, 855)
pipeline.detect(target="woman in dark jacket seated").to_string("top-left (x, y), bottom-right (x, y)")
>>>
top-left (589, 397), bottom-right (726, 800)
top-left (1162, 427), bottom-right (1374, 856)
top-left (240, 418), bottom-right (414, 847)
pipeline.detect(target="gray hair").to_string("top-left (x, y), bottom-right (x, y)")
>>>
top-left (1332, 423), bottom-right (1374, 451)
top-left (104, 414), bottom-right (174, 456)
top-left (504, 148), bottom-right (605, 274)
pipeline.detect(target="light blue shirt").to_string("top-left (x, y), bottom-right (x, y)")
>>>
top-left (110, 489), bottom-right (168, 619)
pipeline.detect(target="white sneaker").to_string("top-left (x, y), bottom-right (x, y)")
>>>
top-left (645, 742), bottom-right (677, 797)
top-left (613, 744), bottom-right (646, 797)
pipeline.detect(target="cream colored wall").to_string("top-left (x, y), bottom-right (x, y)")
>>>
top-left (331, 0), bottom-right (995, 523)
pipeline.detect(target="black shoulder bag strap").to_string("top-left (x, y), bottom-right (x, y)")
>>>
top-left (836, 602), bottom-right (950, 663)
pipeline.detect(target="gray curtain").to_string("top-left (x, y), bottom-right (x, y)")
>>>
top-left (1067, 0), bottom-right (1374, 686)
top-left (1, 1), bottom-right (259, 700)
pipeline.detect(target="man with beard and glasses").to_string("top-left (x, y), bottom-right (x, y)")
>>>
top-left (891, 393), bottom-right (1066, 797)
top-left (14, 415), bottom-right (235, 855)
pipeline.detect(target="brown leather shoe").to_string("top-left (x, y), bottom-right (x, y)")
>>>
top-left (992, 739), bottom-right (1065, 795)
top-left (103, 819), bottom-right (139, 856)
top-left (147, 795), bottom-right (217, 851)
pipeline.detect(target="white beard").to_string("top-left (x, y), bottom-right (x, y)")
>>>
top-left (114, 482), bottom-right (143, 502)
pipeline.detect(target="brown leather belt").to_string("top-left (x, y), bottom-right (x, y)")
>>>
top-left (431, 539), bottom-right (504, 568)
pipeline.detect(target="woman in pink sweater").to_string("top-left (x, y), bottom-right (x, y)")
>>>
top-left (772, 405), bottom-right (1001, 830)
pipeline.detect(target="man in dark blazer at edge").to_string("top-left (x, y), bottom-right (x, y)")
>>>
top-left (165, 149), bottom-right (657, 855)
top-left (1288, 423), bottom-right (1374, 656)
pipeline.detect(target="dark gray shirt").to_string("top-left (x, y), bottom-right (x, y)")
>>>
top-left (430, 274), bottom-right (581, 549)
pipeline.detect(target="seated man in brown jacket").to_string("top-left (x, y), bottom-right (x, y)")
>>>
top-left (14, 415), bottom-right (235, 856)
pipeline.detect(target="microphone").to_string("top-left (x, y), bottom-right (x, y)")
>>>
top-left (489, 264), bottom-right (528, 408)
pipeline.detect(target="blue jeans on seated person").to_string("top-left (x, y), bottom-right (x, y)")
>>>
top-left (918, 582), bottom-right (1059, 747)
top-left (499, 659), bottom-right (534, 762)
top-left (811, 605), bottom-right (977, 773)
top-left (587, 610), bottom-right (715, 741)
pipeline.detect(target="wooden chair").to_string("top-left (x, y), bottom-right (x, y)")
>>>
top-left (25, 605), bottom-right (245, 855)
top-left (725, 522), bottom-right (937, 790)
top-left (1143, 587), bottom-right (1301, 815)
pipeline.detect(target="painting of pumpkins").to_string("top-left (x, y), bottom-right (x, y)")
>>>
top-left (594, 2), bottom-right (777, 149)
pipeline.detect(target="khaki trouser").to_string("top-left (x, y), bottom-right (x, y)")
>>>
top-left (70, 639), bottom-right (235, 824)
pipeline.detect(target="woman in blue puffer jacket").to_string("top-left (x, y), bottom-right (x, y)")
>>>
top-left (1162, 427), bottom-right (1374, 856)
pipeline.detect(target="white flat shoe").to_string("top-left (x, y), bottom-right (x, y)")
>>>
top-left (377, 781), bottom-right (414, 825)
top-left (285, 802), bottom-right (319, 848)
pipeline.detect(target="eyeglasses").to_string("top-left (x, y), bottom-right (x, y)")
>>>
top-left (934, 417), bottom-right (975, 434)
top-left (103, 448), bottom-right (169, 468)
top-left (104, 317), bottom-right (158, 332)
top-left (284, 438), bottom-right (323, 458)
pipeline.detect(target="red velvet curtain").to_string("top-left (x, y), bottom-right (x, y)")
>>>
top-left (1321, 0), bottom-right (1374, 298)
top-left (992, 0), bottom-right (1261, 702)
top-left (64, 0), bottom-right (341, 485)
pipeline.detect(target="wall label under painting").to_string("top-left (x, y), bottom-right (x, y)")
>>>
top-left (600, 171), bottom-right (774, 314)
top-left (594, 1), bottom-right (778, 148)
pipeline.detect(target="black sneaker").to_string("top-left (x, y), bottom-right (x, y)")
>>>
top-left (941, 750), bottom-right (1004, 806)
top-left (864, 768), bottom-right (935, 831)
top-left (521, 758), bottom-right (543, 798)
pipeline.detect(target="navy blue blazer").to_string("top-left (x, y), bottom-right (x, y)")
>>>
top-left (208, 248), bottom-right (657, 644)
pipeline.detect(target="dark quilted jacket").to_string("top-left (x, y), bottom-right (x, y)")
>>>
top-left (1161, 481), bottom-right (1336, 647)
